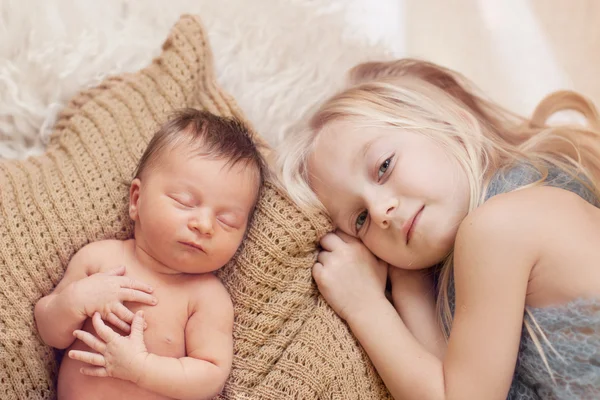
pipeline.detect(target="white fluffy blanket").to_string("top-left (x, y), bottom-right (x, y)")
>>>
top-left (1, 0), bottom-right (597, 159)
top-left (0, 0), bottom-right (402, 158)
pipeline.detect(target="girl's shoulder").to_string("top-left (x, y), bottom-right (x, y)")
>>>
top-left (469, 184), bottom-right (593, 229)
top-left (458, 186), bottom-right (595, 261)
top-left (453, 186), bottom-right (597, 309)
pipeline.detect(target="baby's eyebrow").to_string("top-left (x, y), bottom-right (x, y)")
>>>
top-left (219, 206), bottom-right (248, 221)
top-left (228, 206), bottom-right (246, 215)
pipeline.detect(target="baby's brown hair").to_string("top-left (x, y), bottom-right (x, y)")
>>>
top-left (134, 108), bottom-right (267, 215)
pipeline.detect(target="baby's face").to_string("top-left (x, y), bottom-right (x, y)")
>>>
top-left (130, 149), bottom-right (259, 274)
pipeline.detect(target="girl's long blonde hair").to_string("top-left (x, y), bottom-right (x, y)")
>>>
top-left (277, 58), bottom-right (600, 379)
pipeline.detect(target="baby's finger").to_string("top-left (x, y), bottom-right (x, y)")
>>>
top-left (73, 330), bottom-right (107, 354)
top-left (319, 232), bottom-right (345, 251)
top-left (105, 265), bottom-right (126, 276)
top-left (113, 304), bottom-right (149, 329)
top-left (106, 313), bottom-right (131, 334)
top-left (119, 288), bottom-right (157, 306)
top-left (113, 303), bottom-right (135, 324)
top-left (118, 277), bottom-right (154, 294)
top-left (68, 350), bottom-right (106, 367)
top-left (80, 367), bottom-right (108, 378)
top-left (130, 311), bottom-right (145, 341)
top-left (92, 313), bottom-right (119, 343)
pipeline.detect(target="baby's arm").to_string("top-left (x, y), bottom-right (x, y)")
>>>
top-left (135, 276), bottom-right (233, 399)
top-left (34, 241), bottom-right (105, 348)
top-left (35, 240), bottom-right (156, 349)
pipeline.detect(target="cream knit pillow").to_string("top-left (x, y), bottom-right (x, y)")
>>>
top-left (0, 15), bottom-right (390, 400)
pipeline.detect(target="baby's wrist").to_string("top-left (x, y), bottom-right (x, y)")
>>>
top-left (131, 352), bottom-right (151, 385)
top-left (61, 282), bottom-right (86, 318)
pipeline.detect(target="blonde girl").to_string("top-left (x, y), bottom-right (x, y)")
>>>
top-left (277, 59), bottom-right (600, 399)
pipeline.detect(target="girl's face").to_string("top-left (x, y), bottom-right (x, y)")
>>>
top-left (308, 119), bottom-right (471, 269)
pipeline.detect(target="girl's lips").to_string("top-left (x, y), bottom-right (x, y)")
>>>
top-left (404, 205), bottom-right (424, 244)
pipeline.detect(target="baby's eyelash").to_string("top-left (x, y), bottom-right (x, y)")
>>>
top-left (169, 195), bottom-right (194, 208)
top-left (217, 216), bottom-right (236, 228)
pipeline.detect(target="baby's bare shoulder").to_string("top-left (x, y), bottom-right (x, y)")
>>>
top-left (76, 239), bottom-right (123, 257)
top-left (71, 239), bottom-right (127, 274)
top-left (184, 274), bottom-right (233, 316)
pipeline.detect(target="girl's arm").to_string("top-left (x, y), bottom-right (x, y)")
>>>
top-left (317, 186), bottom-right (581, 399)
top-left (349, 192), bottom-right (535, 399)
top-left (389, 267), bottom-right (446, 359)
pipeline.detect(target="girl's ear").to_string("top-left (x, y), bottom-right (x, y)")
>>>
top-left (129, 178), bottom-right (141, 221)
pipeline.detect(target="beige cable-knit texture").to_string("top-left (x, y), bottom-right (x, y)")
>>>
top-left (0, 15), bottom-right (391, 399)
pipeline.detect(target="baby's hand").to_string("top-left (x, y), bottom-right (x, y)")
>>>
top-left (313, 231), bottom-right (388, 322)
top-left (69, 312), bottom-right (149, 383)
top-left (70, 266), bottom-right (157, 332)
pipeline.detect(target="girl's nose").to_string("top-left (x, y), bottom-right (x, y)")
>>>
top-left (371, 197), bottom-right (398, 229)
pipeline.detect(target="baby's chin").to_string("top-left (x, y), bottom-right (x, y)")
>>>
top-left (171, 261), bottom-right (224, 274)
top-left (175, 252), bottom-right (241, 274)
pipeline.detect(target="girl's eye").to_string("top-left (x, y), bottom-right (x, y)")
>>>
top-left (355, 210), bottom-right (368, 232)
top-left (378, 157), bottom-right (392, 179)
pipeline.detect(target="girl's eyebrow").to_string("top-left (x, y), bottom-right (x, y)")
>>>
top-left (358, 137), bottom-right (380, 163)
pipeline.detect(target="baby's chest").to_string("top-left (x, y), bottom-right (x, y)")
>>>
top-left (124, 288), bottom-right (190, 358)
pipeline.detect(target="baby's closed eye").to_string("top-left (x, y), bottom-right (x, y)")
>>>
top-left (168, 193), bottom-right (195, 208)
top-left (217, 213), bottom-right (243, 229)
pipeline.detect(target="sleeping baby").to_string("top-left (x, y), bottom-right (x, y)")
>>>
top-left (34, 109), bottom-right (266, 400)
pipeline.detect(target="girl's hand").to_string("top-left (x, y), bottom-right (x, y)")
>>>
top-left (313, 230), bottom-right (388, 321)
top-left (70, 266), bottom-right (157, 333)
top-left (69, 312), bottom-right (149, 383)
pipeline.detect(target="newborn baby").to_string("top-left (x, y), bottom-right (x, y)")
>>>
top-left (34, 109), bottom-right (266, 400)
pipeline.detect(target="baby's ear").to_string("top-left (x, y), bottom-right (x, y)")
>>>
top-left (129, 178), bottom-right (142, 221)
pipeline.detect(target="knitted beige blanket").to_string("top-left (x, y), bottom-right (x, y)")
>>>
top-left (0, 15), bottom-right (391, 399)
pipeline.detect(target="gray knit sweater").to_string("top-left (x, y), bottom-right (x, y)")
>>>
top-left (483, 163), bottom-right (600, 399)
top-left (449, 164), bottom-right (600, 400)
